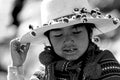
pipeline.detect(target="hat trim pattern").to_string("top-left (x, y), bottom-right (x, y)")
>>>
top-left (42, 8), bottom-right (120, 27)
top-left (20, 7), bottom-right (120, 45)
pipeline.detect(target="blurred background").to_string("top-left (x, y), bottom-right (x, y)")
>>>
top-left (0, 0), bottom-right (120, 80)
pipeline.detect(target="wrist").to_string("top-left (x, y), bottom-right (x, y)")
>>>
top-left (8, 65), bottom-right (24, 75)
top-left (12, 62), bottom-right (23, 67)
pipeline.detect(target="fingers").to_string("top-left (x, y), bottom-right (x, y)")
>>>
top-left (20, 43), bottom-right (30, 53)
top-left (25, 43), bottom-right (30, 52)
top-left (10, 38), bottom-right (30, 54)
top-left (10, 38), bottom-right (21, 51)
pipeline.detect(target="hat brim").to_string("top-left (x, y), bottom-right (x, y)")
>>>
top-left (20, 18), bottom-right (120, 45)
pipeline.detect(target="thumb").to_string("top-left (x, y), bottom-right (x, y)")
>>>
top-left (10, 38), bottom-right (21, 52)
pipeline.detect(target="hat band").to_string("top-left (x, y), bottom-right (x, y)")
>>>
top-left (42, 7), bottom-right (120, 27)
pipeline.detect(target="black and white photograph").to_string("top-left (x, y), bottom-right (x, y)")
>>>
top-left (0, 0), bottom-right (120, 80)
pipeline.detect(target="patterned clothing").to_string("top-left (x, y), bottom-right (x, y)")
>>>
top-left (43, 43), bottom-right (120, 80)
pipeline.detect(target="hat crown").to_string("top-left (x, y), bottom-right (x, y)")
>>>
top-left (41, 0), bottom-right (92, 25)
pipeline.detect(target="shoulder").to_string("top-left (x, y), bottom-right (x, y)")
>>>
top-left (98, 50), bottom-right (120, 80)
top-left (99, 50), bottom-right (117, 61)
top-left (84, 50), bottom-right (120, 80)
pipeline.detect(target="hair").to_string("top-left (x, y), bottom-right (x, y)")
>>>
top-left (39, 23), bottom-right (96, 65)
top-left (74, 23), bottom-right (95, 41)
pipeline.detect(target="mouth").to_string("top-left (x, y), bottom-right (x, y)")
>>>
top-left (62, 47), bottom-right (78, 54)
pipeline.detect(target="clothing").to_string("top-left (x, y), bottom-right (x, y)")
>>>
top-left (7, 66), bottom-right (24, 80)
top-left (43, 43), bottom-right (120, 80)
top-left (7, 43), bottom-right (120, 80)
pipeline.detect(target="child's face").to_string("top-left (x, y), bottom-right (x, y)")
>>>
top-left (49, 24), bottom-right (89, 60)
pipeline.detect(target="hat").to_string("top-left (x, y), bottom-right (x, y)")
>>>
top-left (20, 0), bottom-right (120, 45)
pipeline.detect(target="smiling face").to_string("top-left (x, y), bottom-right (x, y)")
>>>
top-left (49, 24), bottom-right (89, 61)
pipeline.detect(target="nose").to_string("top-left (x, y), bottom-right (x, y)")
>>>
top-left (63, 35), bottom-right (74, 44)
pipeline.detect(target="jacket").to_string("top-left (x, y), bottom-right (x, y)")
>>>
top-left (43, 43), bottom-right (120, 80)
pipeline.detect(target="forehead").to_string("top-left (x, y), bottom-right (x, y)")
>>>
top-left (49, 24), bottom-right (86, 32)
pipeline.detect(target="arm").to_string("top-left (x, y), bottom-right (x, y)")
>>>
top-left (99, 50), bottom-right (120, 80)
top-left (7, 66), bottom-right (46, 80)
top-left (7, 38), bottom-right (30, 80)
top-left (7, 66), bottom-right (24, 80)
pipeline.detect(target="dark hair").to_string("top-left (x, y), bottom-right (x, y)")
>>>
top-left (39, 46), bottom-right (63, 65)
top-left (74, 23), bottom-right (95, 40)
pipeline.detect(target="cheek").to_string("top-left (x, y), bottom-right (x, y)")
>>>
top-left (75, 33), bottom-right (89, 53)
top-left (50, 37), bottom-right (63, 56)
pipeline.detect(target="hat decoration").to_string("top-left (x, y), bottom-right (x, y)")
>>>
top-left (42, 7), bottom-right (119, 27)
top-left (28, 7), bottom-right (119, 37)
top-left (20, 4), bottom-right (120, 45)
top-left (29, 25), bottom-right (37, 36)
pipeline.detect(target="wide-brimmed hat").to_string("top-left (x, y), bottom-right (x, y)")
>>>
top-left (20, 0), bottom-right (120, 45)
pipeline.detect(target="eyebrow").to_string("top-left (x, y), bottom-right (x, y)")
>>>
top-left (72, 23), bottom-right (85, 29)
top-left (50, 28), bottom-right (62, 32)
top-left (50, 24), bottom-right (83, 32)
top-left (72, 24), bottom-right (81, 29)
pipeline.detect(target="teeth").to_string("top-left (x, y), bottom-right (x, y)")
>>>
top-left (63, 48), bottom-right (76, 52)
top-left (70, 49), bottom-right (73, 51)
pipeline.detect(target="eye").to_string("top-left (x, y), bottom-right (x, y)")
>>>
top-left (54, 34), bottom-right (63, 37)
top-left (73, 31), bottom-right (82, 34)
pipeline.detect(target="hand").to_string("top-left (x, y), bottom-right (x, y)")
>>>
top-left (10, 38), bottom-right (30, 67)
